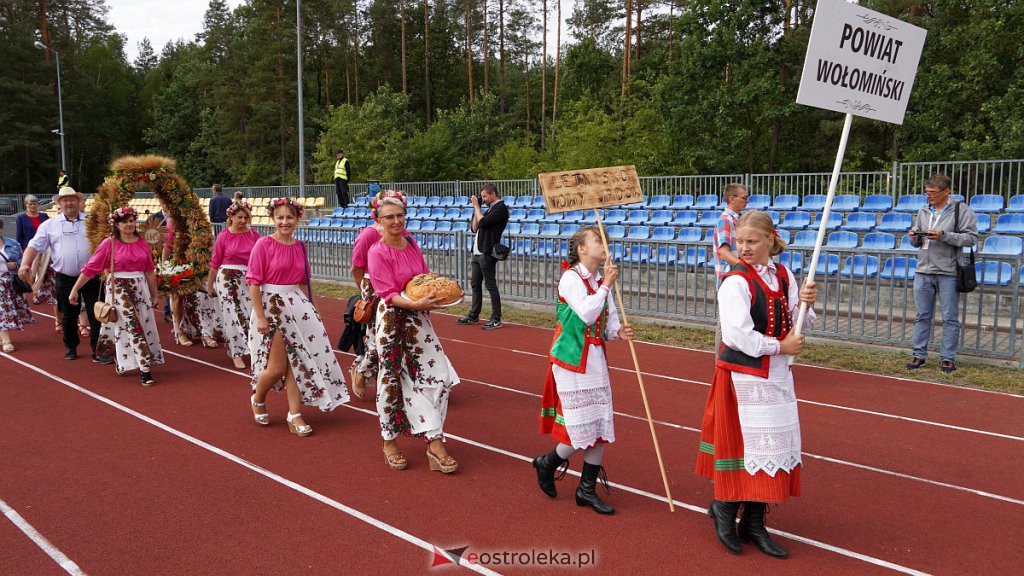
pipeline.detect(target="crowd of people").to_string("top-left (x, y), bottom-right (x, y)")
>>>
top-left (0, 173), bottom-right (974, 559)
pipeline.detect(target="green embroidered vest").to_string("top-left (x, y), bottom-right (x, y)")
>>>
top-left (549, 269), bottom-right (608, 373)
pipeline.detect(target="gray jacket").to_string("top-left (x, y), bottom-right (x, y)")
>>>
top-left (910, 201), bottom-right (979, 276)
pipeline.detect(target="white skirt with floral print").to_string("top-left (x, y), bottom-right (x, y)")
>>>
top-left (215, 265), bottom-right (253, 358)
top-left (97, 272), bottom-right (164, 374)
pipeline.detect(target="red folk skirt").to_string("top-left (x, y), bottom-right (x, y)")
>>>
top-left (695, 367), bottom-right (802, 503)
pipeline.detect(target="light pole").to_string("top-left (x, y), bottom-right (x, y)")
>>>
top-left (296, 0), bottom-right (306, 198)
top-left (34, 39), bottom-right (67, 175)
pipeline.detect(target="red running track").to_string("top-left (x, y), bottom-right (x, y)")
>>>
top-left (0, 296), bottom-right (1021, 575)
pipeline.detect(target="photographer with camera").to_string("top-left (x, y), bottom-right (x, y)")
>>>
top-left (458, 183), bottom-right (509, 330)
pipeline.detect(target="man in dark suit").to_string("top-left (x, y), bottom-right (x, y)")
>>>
top-left (458, 183), bottom-right (509, 330)
top-left (208, 184), bottom-right (231, 224)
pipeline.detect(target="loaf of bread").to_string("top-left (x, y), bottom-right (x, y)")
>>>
top-left (404, 273), bottom-right (463, 304)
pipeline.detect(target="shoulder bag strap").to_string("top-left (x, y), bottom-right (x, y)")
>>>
top-left (300, 240), bottom-right (313, 301)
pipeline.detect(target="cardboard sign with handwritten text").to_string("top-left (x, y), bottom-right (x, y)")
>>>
top-left (538, 165), bottom-right (644, 214)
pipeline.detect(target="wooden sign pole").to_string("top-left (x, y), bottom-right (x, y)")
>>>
top-left (593, 209), bottom-right (675, 512)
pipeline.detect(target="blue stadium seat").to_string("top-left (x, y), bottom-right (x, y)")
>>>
top-left (331, 208), bottom-right (345, 217)
top-left (579, 210), bottom-right (602, 225)
top-left (648, 195), bottom-right (671, 209)
top-left (456, 196), bottom-right (471, 206)
top-left (696, 212), bottom-right (720, 227)
top-left (444, 208), bottom-right (461, 220)
top-left (541, 223), bottom-right (560, 236)
top-left (435, 221), bottom-right (453, 232)
top-left (776, 229), bottom-right (791, 244)
top-left (813, 212), bottom-right (843, 230)
top-left (452, 221), bottom-right (469, 232)
top-left (526, 209), bottom-right (546, 222)
top-left (771, 194), bottom-right (800, 211)
top-left (624, 210), bottom-right (650, 225)
top-left (338, 219), bottom-right (353, 228)
top-left (800, 194), bottom-right (827, 211)
top-left (561, 224), bottom-right (580, 236)
top-left (703, 229), bottom-right (716, 244)
top-left (627, 226), bottom-right (651, 240)
top-left (309, 217), bottom-right (321, 227)
top-left (975, 261), bottom-right (1014, 286)
top-left (405, 208), bottom-right (420, 220)
top-left (877, 212), bottom-right (913, 232)
top-left (881, 257), bottom-right (917, 280)
top-left (766, 211), bottom-right (781, 226)
top-left (521, 223), bottom-right (541, 235)
top-left (680, 246), bottom-right (708, 267)
top-left (826, 231), bottom-right (858, 249)
top-left (670, 195), bottom-right (694, 209)
top-left (604, 209), bottom-right (627, 224)
top-left (861, 194), bottom-right (893, 212)
top-left (409, 196), bottom-right (426, 206)
top-left (779, 211), bottom-right (811, 230)
top-left (694, 195), bottom-right (719, 210)
top-left (623, 245), bottom-right (651, 263)
top-left (529, 196), bottom-right (545, 207)
top-left (458, 207), bottom-right (473, 220)
top-left (654, 246), bottom-right (679, 265)
top-left (428, 207), bottom-right (446, 220)
top-left (832, 194), bottom-right (861, 212)
top-left (841, 255), bottom-right (880, 278)
top-left (605, 225), bottom-right (626, 239)
top-left (511, 238), bottom-right (533, 255)
top-left (609, 244), bottom-right (626, 261)
top-left (648, 210), bottom-right (673, 226)
top-left (652, 227), bottom-right (676, 241)
top-left (862, 232), bottom-right (896, 250)
top-left (677, 227), bottom-right (702, 243)
top-left (993, 214), bottom-right (1024, 234)
top-left (894, 195), bottom-right (926, 213)
top-left (843, 213), bottom-right (876, 232)
top-left (671, 210), bottom-right (698, 227)
top-left (536, 238), bottom-right (557, 258)
top-left (813, 254), bottom-right (841, 276)
top-left (981, 235), bottom-right (1023, 255)
top-left (543, 211), bottom-right (563, 223)
top-left (791, 230), bottom-right (817, 248)
top-left (561, 210), bottom-right (584, 224)
top-left (950, 194), bottom-right (964, 202)
top-left (1007, 195), bottom-right (1024, 213)
top-left (505, 222), bottom-right (521, 235)
top-left (439, 196), bottom-right (455, 207)
top-left (976, 214), bottom-right (991, 234)
top-left (778, 252), bottom-right (803, 273)
top-left (420, 220), bottom-right (437, 232)
top-left (747, 194), bottom-right (771, 210)
top-left (969, 194), bottom-right (1004, 213)
top-left (425, 196), bottom-right (441, 207)
top-left (897, 234), bottom-right (916, 252)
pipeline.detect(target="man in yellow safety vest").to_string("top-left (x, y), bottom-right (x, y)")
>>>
top-left (56, 169), bottom-right (69, 190)
top-left (334, 149), bottom-right (350, 208)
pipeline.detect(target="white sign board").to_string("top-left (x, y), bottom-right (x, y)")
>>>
top-left (796, 0), bottom-right (927, 125)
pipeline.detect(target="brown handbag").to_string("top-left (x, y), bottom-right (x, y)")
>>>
top-left (353, 295), bottom-right (379, 324)
top-left (93, 240), bottom-right (118, 323)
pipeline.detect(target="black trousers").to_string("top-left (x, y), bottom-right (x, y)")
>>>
top-left (334, 178), bottom-right (350, 208)
top-left (468, 253), bottom-right (501, 321)
top-left (55, 272), bottom-right (101, 353)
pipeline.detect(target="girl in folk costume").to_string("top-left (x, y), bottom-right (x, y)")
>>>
top-left (533, 227), bottom-right (634, 515)
top-left (206, 200), bottom-right (259, 369)
top-left (696, 211), bottom-right (817, 559)
top-left (247, 198), bottom-right (348, 437)
top-left (69, 207), bottom-right (164, 386)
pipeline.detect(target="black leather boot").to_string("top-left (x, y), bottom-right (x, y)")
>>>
top-left (531, 450), bottom-right (568, 498)
top-left (738, 502), bottom-right (789, 559)
top-left (707, 500), bottom-right (742, 554)
top-left (575, 463), bottom-right (614, 515)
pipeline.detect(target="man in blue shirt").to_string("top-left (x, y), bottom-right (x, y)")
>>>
top-left (208, 184), bottom-right (231, 224)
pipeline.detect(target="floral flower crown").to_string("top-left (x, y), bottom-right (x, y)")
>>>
top-left (371, 189), bottom-right (408, 219)
top-left (107, 206), bottom-right (138, 226)
top-left (226, 200), bottom-right (252, 218)
top-left (267, 197), bottom-right (303, 217)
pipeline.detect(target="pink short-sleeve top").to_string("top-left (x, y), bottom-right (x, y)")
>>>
top-left (352, 225), bottom-right (419, 271)
top-left (211, 228), bottom-right (260, 269)
top-left (82, 238), bottom-right (155, 277)
top-left (367, 239), bottom-right (429, 304)
top-left (245, 236), bottom-right (307, 286)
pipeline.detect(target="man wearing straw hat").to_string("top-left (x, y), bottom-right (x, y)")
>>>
top-left (19, 187), bottom-right (110, 363)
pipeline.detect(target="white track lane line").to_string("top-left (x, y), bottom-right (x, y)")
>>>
top-left (437, 336), bottom-right (1024, 442)
top-left (155, 348), bottom-right (936, 576)
top-left (0, 499), bottom-right (87, 576)
top-left (0, 352), bottom-right (500, 576)
top-left (431, 311), bottom-right (1023, 399)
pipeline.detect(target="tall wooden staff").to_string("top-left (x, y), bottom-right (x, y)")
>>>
top-left (539, 166), bottom-right (674, 512)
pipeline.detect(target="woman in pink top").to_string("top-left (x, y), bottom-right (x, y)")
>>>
top-left (163, 218), bottom-right (223, 349)
top-left (368, 197), bottom-right (460, 474)
top-left (347, 189), bottom-right (419, 399)
top-left (246, 198), bottom-right (348, 437)
top-left (206, 200), bottom-right (259, 369)
top-left (69, 207), bottom-right (164, 386)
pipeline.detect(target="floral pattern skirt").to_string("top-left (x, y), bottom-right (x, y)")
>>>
top-left (180, 290), bottom-right (224, 342)
top-left (96, 274), bottom-right (164, 374)
top-left (0, 272), bottom-right (35, 331)
top-left (249, 285), bottom-right (349, 412)
top-left (33, 266), bottom-right (57, 306)
top-left (373, 301), bottom-right (459, 442)
top-left (353, 280), bottom-right (379, 379)
top-left (215, 267), bottom-right (253, 358)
